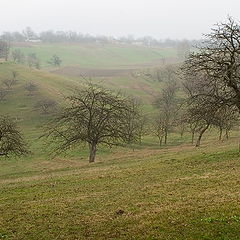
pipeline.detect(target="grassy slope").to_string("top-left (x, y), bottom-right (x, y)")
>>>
top-left (12, 43), bottom-right (177, 68)
top-left (0, 62), bottom-right (165, 160)
top-left (0, 139), bottom-right (240, 240)
top-left (0, 63), bottom-right (162, 120)
top-left (1, 45), bottom-right (240, 239)
top-left (0, 63), bottom-right (79, 119)
top-left (0, 63), bottom-right (86, 158)
top-left (11, 43), bottom-right (177, 110)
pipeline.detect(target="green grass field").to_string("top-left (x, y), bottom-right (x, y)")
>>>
top-left (1, 43), bottom-right (240, 239)
top-left (12, 43), bottom-right (177, 68)
top-left (1, 138), bottom-right (240, 240)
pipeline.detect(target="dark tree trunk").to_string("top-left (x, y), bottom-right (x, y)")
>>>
top-left (89, 143), bottom-right (97, 163)
top-left (158, 136), bottom-right (163, 146)
top-left (164, 130), bottom-right (168, 145)
top-left (191, 131), bottom-right (195, 145)
top-left (195, 124), bottom-right (209, 147)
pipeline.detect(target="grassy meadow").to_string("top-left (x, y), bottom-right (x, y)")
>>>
top-left (1, 138), bottom-right (240, 240)
top-left (12, 43), bottom-right (177, 68)
top-left (0, 43), bottom-right (240, 239)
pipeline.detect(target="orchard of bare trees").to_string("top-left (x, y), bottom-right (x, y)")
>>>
top-left (1, 17), bottom-right (240, 162)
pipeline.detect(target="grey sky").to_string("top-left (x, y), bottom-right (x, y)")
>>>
top-left (1, 0), bottom-right (239, 39)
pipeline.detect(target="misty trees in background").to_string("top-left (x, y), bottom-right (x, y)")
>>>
top-left (154, 79), bottom-right (180, 144)
top-left (2, 71), bottom-right (18, 89)
top-left (48, 54), bottom-right (62, 67)
top-left (35, 98), bottom-right (57, 114)
top-left (0, 115), bottom-right (29, 157)
top-left (155, 64), bottom-right (178, 83)
top-left (12, 49), bottom-right (25, 63)
top-left (120, 99), bottom-right (144, 145)
top-left (44, 83), bottom-right (142, 163)
top-left (22, 27), bottom-right (37, 41)
top-left (27, 53), bottom-right (40, 69)
top-left (24, 82), bottom-right (38, 96)
top-left (0, 40), bottom-right (10, 61)
top-left (182, 17), bottom-right (240, 114)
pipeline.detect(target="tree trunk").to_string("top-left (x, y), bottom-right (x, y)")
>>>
top-left (219, 127), bottom-right (223, 141)
top-left (89, 143), bottom-right (97, 163)
top-left (180, 130), bottom-right (184, 138)
top-left (158, 136), bottom-right (163, 146)
top-left (164, 130), bottom-right (168, 145)
top-left (225, 129), bottom-right (229, 140)
top-left (195, 124), bottom-right (209, 147)
top-left (191, 131), bottom-right (195, 145)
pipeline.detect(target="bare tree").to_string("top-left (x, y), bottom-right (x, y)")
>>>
top-left (0, 40), bottom-right (10, 61)
top-left (0, 88), bottom-right (8, 101)
top-left (22, 27), bottom-right (36, 40)
top-left (138, 115), bottom-right (148, 145)
top-left (0, 116), bottom-right (29, 157)
top-left (12, 49), bottom-right (25, 63)
top-left (2, 71), bottom-right (18, 89)
top-left (48, 54), bottom-right (62, 67)
top-left (44, 83), bottom-right (141, 163)
top-left (212, 106), bottom-right (239, 141)
top-left (182, 17), bottom-right (240, 114)
top-left (188, 120), bottom-right (200, 145)
top-left (187, 97), bottom-right (223, 147)
top-left (119, 99), bottom-right (143, 145)
top-left (154, 80), bottom-right (180, 144)
top-left (27, 53), bottom-right (40, 69)
top-left (35, 98), bottom-right (57, 114)
top-left (24, 82), bottom-right (37, 96)
top-left (156, 64), bottom-right (178, 83)
top-left (153, 113), bottom-right (165, 146)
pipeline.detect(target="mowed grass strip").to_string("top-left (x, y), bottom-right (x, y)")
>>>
top-left (1, 140), bottom-right (240, 240)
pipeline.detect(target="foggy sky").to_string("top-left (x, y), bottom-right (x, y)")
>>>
top-left (1, 0), bottom-right (240, 39)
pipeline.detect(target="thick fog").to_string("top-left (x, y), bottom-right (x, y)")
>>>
top-left (1, 0), bottom-right (240, 39)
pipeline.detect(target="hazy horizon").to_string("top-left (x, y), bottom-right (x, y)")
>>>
top-left (1, 0), bottom-right (240, 40)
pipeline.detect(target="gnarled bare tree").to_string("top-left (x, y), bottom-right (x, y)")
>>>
top-left (44, 83), bottom-right (141, 163)
top-left (182, 17), bottom-right (240, 114)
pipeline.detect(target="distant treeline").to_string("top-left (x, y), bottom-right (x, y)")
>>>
top-left (0, 27), bottom-right (201, 47)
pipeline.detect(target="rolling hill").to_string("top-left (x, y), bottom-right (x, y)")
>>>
top-left (12, 42), bottom-right (178, 69)
top-left (1, 43), bottom-right (239, 240)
